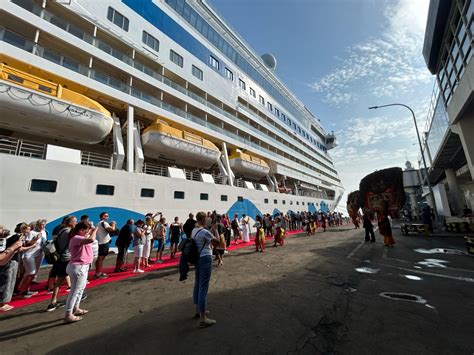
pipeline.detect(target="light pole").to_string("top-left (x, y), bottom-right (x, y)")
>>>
top-left (368, 103), bottom-right (438, 221)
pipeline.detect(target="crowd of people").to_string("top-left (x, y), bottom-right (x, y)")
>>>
top-left (0, 209), bottom-right (346, 326)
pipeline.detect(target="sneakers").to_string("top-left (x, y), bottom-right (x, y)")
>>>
top-left (46, 302), bottom-right (64, 312)
top-left (224, 250), bottom-right (229, 254)
top-left (23, 291), bottom-right (38, 299)
top-left (199, 318), bottom-right (216, 328)
top-left (133, 269), bottom-right (145, 273)
top-left (94, 273), bottom-right (108, 279)
top-left (157, 260), bottom-right (164, 264)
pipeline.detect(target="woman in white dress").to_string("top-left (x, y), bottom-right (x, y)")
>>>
top-left (240, 214), bottom-right (250, 243)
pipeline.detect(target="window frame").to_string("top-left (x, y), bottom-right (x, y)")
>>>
top-left (170, 49), bottom-right (184, 67)
top-left (200, 193), bottom-right (209, 201)
top-left (96, 184), bottom-right (115, 196)
top-left (249, 87), bottom-right (256, 98)
top-left (225, 67), bottom-right (233, 80)
top-left (140, 188), bottom-right (155, 198)
top-left (107, 7), bottom-right (129, 31)
top-left (174, 191), bottom-right (185, 199)
top-left (29, 179), bottom-right (57, 193)
top-left (239, 78), bottom-right (246, 90)
top-left (192, 65), bottom-right (203, 80)
top-left (209, 55), bottom-right (219, 70)
top-left (142, 31), bottom-right (160, 52)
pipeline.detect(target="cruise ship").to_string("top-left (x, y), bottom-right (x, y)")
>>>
top-left (0, 0), bottom-right (344, 231)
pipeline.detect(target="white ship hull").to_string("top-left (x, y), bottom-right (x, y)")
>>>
top-left (0, 82), bottom-right (113, 144)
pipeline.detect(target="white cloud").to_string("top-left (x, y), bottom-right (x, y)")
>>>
top-left (309, 0), bottom-right (432, 105)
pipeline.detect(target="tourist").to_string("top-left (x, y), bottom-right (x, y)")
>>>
top-left (241, 214), bottom-right (250, 243)
top-left (133, 220), bottom-right (145, 273)
top-left (142, 217), bottom-right (154, 268)
top-left (95, 212), bottom-right (116, 279)
top-left (273, 218), bottom-right (285, 247)
top-left (183, 213), bottom-right (196, 239)
top-left (47, 215), bottom-right (77, 312)
top-left (421, 207), bottom-right (433, 236)
top-left (0, 225), bottom-right (27, 312)
top-left (212, 215), bottom-right (226, 266)
top-left (17, 220), bottom-right (47, 298)
top-left (363, 213), bottom-right (375, 242)
top-left (114, 219), bottom-right (135, 272)
top-left (169, 217), bottom-right (183, 259)
top-left (155, 217), bottom-right (166, 263)
top-left (378, 213), bottom-right (395, 247)
top-left (192, 211), bottom-right (218, 328)
top-left (222, 214), bottom-right (231, 250)
top-left (231, 214), bottom-right (240, 244)
top-left (64, 222), bottom-right (97, 323)
top-left (254, 221), bottom-right (265, 253)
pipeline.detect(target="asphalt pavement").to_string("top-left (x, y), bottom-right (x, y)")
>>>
top-left (1, 224), bottom-right (473, 354)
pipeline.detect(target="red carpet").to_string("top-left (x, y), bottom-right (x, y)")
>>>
top-left (6, 230), bottom-right (304, 311)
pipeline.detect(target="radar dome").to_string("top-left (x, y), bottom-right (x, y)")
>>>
top-left (261, 53), bottom-right (277, 70)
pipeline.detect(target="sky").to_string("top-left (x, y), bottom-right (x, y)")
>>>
top-left (212, 0), bottom-right (435, 207)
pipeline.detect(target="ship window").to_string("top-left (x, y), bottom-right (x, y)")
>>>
top-left (96, 184), bottom-right (114, 196)
top-left (174, 191), bottom-right (185, 199)
top-left (250, 87), bottom-right (256, 97)
top-left (30, 179), bottom-right (57, 193)
top-left (142, 31), bottom-right (160, 52)
top-left (7, 73), bottom-right (23, 84)
top-left (221, 195), bottom-right (228, 201)
top-left (141, 188), bottom-right (155, 198)
top-left (210, 55), bottom-right (219, 70)
top-left (282, 200), bottom-right (286, 205)
top-left (264, 198), bottom-right (269, 204)
top-left (275, 108), bottom-right (280, 117)
top-left (267, 102), bottom-right (273, 112)
top-left (239, 79), bottom-right (246, 90)
top-left (38, 85), bottom-right (52, 93)
top-left (192, 65), bottom-right (203, 80)
top-left (259, 95), bottom-right (265, 105)
top-left (170, 50), bottom-right (184, 67)
top-left (296, 201), bottom-right (299, 205)
top-left (274, 199), bottom-right (277, 204)
top-left (290, 201), bottom-right (293, 205)
top-left (237, 196), bottom-right (243, 202)
top-left (302, 202), bottom-right (305, 206)
top-left (200, 193), bottom-right (209, 201)
top-left (225, 68), bottom-right (233, 80)
top-left (107, 7), bottom-right (129, 31)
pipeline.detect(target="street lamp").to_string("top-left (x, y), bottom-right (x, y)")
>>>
top-left (368, 103), bottom-right (438, 221)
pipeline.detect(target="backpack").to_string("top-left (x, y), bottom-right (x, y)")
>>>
top-left (43, 228), bottom-right (68, 264)
top-left (180, 229), bottom-right (207, 265)
top-left (231, 219), bottom-right (239, 229)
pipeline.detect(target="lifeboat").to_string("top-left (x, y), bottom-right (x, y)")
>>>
top-left (229, 149), bottom-right (270, 179)
top-left (0, 64), bottom-right (113, 144)
top-left (141, 120), bottom-right (221, 168)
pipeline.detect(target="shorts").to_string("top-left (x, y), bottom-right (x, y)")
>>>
top-left (50, 260), bottom-right (69, 278)
top-left (22, 256), bottom-right (38, 276)
top-left (155, 238), bottom-right (164, 252)
top-left (170, 235), bottom-right (180, 245)
top-left (98, 243), bottom-right (110, 257)
top-left (133, 244), bottom-right (144, 258)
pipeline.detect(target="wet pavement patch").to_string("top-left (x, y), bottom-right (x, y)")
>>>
top-left (402, 274), bottom-right (423, 281)
top-left (417, 259), bottom-right (449, 268)
top-left (355, 267), bottom-right (379, 274)
top-left (414, 248), bottom-right (469, 256)
top-left (379, 292), bottom-right (426, 304)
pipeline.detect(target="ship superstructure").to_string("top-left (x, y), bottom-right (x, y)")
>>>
top-left (0, 0), bottom-right (344, 229)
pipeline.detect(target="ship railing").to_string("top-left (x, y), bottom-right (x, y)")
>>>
top-left (143, 162), bottom-right (168, 177)
top-left (0, 136), bottom-right (47, 159)
top-left (0, 28), bottom-right (332, 186)
top-left (184, 169), bottom-right (201, 182)
top-left (234, 179), bottom-right (246, 188)
top-left (212, 174), bottom-right (224, 185)
top-left (80, 151), bottom-right (112, 169)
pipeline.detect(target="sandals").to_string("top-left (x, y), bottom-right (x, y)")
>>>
top-left (64, 315), bottom-right (83, 323)
top-left (0, 304), bottom-right (14, 312)
top-left (74, 309), bottom-right (89, 316)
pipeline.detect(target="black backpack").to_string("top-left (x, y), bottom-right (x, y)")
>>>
top-left (181, 229), bottom-right (207, 265)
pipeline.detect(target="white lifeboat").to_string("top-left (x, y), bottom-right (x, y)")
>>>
top-left (0, 64), bottom-right (113, 144)
top-left (141, 120), bottom-right (221, 169)
top-left (229, 149), bottom-right (270, 179)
